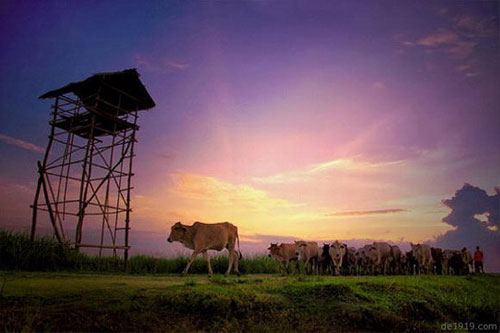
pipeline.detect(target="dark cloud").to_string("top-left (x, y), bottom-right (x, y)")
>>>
top-left (433, 183), bottom-right (500, 271)
top-left (326, 209), bottom-right (408, 217)
top-left (442, 183), bottom-right (499, 229)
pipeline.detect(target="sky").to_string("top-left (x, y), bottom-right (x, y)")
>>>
top-left (0, 1), bottom-right (499, 265)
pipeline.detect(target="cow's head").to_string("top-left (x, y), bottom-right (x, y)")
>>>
top-left (268, 243), bottom-right (282, 259)
top-left (410, 242), bottom-right (421, 257)
top-left (267, 243), bottom-right (278, 250)
top-left (358, 248), bottom-right (367, 260)
top-left (460, 248), bottom-right (471, 263)
top-left (366, 245), bottom-right (379, 263)
top-left (354, 249), bottom-right (361, 260)
top-left (167, 221), bottom-right (187, 243)
top-left (294, 240), bottom-right (307, 256)
top-left (329, 241), bottom-right (346, 265)
top-left (322, 243), bottom-right (330, 256)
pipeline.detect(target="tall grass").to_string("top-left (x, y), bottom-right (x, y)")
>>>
top-left (0, 229), bottom-right (280, 274)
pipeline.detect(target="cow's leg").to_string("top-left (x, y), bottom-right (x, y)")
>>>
top-left (284, 260), bottom-right (290, 274)
top-left (202, 250), bottom-right (213, 276)
top-left (182, 250), bottom-right (201, 275)
top-left (225, 249), bottom-right (235, 276)
top-left (232, 250), bottom-right (240, 276)
top-left (304, 258), bottom-right (310, 275)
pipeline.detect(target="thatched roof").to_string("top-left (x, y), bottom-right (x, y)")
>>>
top-left (39, 69), bottom-right (155, 112)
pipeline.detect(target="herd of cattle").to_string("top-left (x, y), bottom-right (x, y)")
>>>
top-left (167, 221), bottom-right (475, 276)
top-left (268, 241), bottom-right (475, 276)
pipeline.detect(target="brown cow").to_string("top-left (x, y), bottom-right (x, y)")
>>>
top-left (410, 243), bottom-right (433, 274)
top-left (343, 247), bottom-right (357, 275)
top-left (329, 241), bottom-right (347, 275)
top-left (389, 245), bottom-right (402, 275)
top-left (167, 221), bottom-right (241, 276)
top-left (295, 241), bottom-right (319, 274)
top-left (268, 243), bottom-right (299, 274)
top-left (366, 242), bottom-right (392, 275)
top-left (442, 249), bottom-right (457, 275)
top-left (363, 244), bottom-right (376, 275)
top-left (461, 248), bottom-right (473, 274)
top-left (355, 247), bottom-right (369, 275)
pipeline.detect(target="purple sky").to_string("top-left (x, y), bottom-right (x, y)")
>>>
top-left (0, 1), bottom-right (499, 267)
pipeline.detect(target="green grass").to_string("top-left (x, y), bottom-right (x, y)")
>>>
top-left (1, 229), bottom-right (499, 331)
top-left (0, 272), bottom-right (498, 332)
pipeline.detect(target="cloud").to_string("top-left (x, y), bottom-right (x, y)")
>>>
top-left (447, 40), bottom-right (477, 59)
top-left (442, 183), bottom-right (499, 230)
top-left (169, 172), bottom-right (295, 211)
top-left (399, 10), bottom-right (498, 78)
top-left (131, 172), bottom-right (324, 237)
top-left (410, 30), bottom-right (477, 61)
top-left (253, 157), bottom-right (404, 184)
top-left (433, 184), bottom-right (500, 271)
top-left (416, 30), bottom-right (459, 47)
top-left (455, 64), bottom-right (471, 72)
top-left (0, 133), bottom-right (44, 153)
top-left (134, 55), bottom-right (189, 73)
top-left (326, 208), bottom-right (408, 217)
top-left (454, 15), bottom-right (498, 38)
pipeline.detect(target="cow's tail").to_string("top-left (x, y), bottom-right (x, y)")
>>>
top-left (237, 230), bottom-right (242, 260)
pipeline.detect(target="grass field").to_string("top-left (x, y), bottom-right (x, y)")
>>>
top-left (1, 272), bottom-right (499, 332)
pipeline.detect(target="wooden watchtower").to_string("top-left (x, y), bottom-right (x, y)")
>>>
top-left (31, 69), bottom-right (155, 264)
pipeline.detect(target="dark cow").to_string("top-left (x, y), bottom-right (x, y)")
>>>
top-left (318, 244), bottom-right (332, 275)
top-left (431, 247), bottom-right (443, 274)
top-left (405, 250), bottom-right (419, 275)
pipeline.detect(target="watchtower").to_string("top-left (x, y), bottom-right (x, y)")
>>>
top-left (30, 69), bottom-right (155, 264)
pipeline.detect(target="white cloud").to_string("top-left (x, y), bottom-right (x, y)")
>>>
top-left (134, 55), bottom-right (189, 73)
top-left (416, 31), bottom-right (459, 47)
top-left (0, 133), bottom-right (44, 153)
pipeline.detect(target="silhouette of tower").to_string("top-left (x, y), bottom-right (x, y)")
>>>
top-left (31, 69), bottom-right (155, 265)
